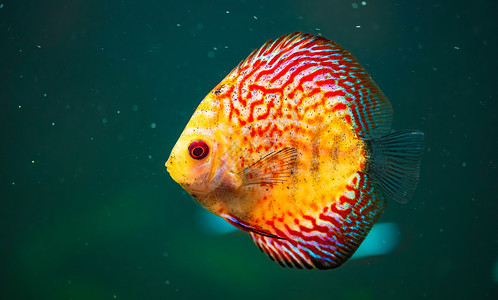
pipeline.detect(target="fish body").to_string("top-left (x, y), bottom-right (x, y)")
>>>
top-left (166, 32), bottom-right (424, 269)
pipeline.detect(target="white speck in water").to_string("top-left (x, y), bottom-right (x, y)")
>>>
top-left (150, 123), bottom-right (156, 129)
top-left (12, 182), bottom-right (15, 185)
top-left (253, 15), bottom-right (258, 20)
top-left (36, 45), bottom-right (41, 49)
top-left (454, 46), bottom-right (460, 50)
top-left (356, 25), bottom-right (361, 28)
top-left (43, 93), bottom-right (47, 97)
top-left (148, 155), bottom-right (152, 159)
top-left (102, 118), bottom-right (108, 125)
top-left (462, 162), bottom-right (466, 167)
top-left (113, 295), bottom-right (117, 299)
top-left (226, 10), bottom-right (229, 13)
top-left (31, 160), bottom-right (35, 164)
top-left (352, 3), bottom-right (359, 8)
top-left (207, 51), bottom-right (215, 58)
top-left (117, 110), bottom-right (120, 114)
top-left (18, 105), bottom-right (22, 109)
top-left (132, 104), bottom-right (138, 111)
top-left (165, 280), bottom-right (170, 285)
top-left (176, 23), bottom-right (181, 27)
top-left (51, 122), bottom-right (55, 126)
top-left (315, 27), bottom-right (321, 31)
top-left (362, 1), bottom-right (367, 6)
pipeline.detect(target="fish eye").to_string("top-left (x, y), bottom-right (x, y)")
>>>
top-left (188, 140), bottom-right (210, 160)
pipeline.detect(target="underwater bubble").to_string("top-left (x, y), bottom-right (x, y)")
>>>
top-left (150, 123), bottom-right (156, 129)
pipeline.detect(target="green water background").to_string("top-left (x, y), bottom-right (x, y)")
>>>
top-left (1, 0), bottom-right (497, 299)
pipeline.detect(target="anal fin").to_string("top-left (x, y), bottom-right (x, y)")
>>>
top-left (247, 172), bottom-right (387, 269)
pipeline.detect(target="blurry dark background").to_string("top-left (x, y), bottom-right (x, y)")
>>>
top-left (1, 0), bottom-right (497, 299)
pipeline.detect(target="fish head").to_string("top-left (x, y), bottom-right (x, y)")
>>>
top-left (166, 130), bottom-right (216, 192)
top-left (166, 125), bottom-right (240, 212)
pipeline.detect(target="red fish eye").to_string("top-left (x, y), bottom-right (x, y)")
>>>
top-left (188, 140), bottom-right (209, 160)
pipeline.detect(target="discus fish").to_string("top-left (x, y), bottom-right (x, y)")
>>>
top-left (166, 32), bottom-right (424, 269)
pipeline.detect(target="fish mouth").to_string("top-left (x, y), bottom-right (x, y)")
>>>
top-left (165, 157), bottom-right (184, 186)
top-left (165, 158), bottom-right (176, 179)
top-left (165, 158), bottom-right (171, 172)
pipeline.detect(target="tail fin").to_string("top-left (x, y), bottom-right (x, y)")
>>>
top-left (368, 130), bottom-right (424, 203)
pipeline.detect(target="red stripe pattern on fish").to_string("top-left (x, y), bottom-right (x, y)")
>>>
top-left (166, 32), bottom-right (424, 269)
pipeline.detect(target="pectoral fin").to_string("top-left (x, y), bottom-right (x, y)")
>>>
top-left (238, 147), bottom-right (297, 186)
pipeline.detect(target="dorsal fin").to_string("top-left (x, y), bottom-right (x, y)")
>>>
top-left (232, 32), bottom-right (307, 72)
top-left (229, 32), bottom-right (393, 139)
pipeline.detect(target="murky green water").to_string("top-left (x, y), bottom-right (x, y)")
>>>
top-left (2, 1), bottom-right (497, 299)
